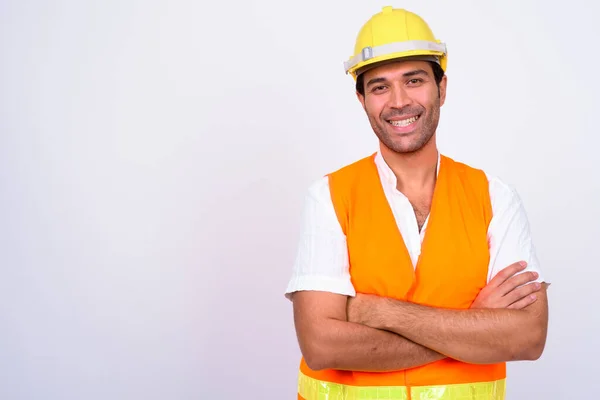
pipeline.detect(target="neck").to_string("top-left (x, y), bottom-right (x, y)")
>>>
top-left (380, 137), bottom-right (439, 192)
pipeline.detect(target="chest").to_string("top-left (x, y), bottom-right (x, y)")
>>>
top-left (346, 185), bottom-right (490, 309)
top-left (407, 193), bottom-right (432, 232)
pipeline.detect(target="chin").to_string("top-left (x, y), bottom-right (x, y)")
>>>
top-left (391, 145), bottom-right (424, 154)
top-left (384, 137), bottom-right (427, 154)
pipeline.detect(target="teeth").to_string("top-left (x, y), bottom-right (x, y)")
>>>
top-left (389, 116), bottom-right (419, 127)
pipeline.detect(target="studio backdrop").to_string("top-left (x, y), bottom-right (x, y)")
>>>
top-left (0, 0), bottom-right (597, 399)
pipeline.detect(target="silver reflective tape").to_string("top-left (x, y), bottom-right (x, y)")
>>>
top-left (344, 40), bottom-right (446, 73)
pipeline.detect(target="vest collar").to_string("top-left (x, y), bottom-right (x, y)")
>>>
top-left (374, 150), bottom-right (441, 189)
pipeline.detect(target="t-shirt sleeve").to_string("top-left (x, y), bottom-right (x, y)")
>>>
top-left (487, 175), bottom-right (546, 284)
top-left (284, 176), bottom-right (356, 300)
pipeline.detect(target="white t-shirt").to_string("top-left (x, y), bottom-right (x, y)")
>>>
top-left (285, 151), bottom-right (544, 299)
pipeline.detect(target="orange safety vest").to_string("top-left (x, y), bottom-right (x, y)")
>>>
top-left (296, 153), bottom-right (506, 400)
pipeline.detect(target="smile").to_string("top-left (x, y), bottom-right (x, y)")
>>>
top-left (387, 115), bottom-right (420, 127)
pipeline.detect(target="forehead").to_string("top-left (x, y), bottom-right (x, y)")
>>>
top-left (361, 60), bottom-right (434, 81)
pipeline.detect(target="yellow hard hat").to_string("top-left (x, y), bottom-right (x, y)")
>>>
top-left (344, 6), bottom-right (447, 80)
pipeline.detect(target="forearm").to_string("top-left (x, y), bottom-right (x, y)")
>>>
top-left (303, 317), bottom-right (445, 372)
top-left (371, 298), bottom-right (547, 364)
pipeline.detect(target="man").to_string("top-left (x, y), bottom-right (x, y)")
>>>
top-left (285, 6), bottom-right (549, 400)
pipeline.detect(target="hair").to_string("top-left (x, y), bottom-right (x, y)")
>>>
top-left (355, 61), bottom-right (445, 96)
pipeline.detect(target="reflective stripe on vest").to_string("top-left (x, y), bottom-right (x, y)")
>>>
top-left (298, 370), bottom-right (506, 400)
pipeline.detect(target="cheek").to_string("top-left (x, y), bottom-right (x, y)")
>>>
top-left (365, 98), bottom-right (386, 118)
top-left (410, 88), bottom-right (438, 110)
top-left (424, 91), bottom-right (441, 110)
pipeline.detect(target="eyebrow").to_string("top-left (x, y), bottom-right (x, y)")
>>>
top-left (366, 69), bottom-right (430, 87)
top-left (403, 69), bottom-right (429, 78)
top-left (366, 77), bottom-right (387, 88)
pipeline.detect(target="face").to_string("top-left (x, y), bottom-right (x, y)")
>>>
top-left (357, 60), bottom-right (447, 154)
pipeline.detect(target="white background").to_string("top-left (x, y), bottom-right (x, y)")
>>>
top-left (0, 0), bottom-right (597, 399)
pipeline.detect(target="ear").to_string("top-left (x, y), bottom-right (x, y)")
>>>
top-left (439, 74), bottom-right (448, 106)
top-left (356, 91), bottom-right (367, 111)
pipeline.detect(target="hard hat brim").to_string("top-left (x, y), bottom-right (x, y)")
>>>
top-left (345, 40), bottom-right (447, 80)
top-left (354, 55), bottom-right (442, 78)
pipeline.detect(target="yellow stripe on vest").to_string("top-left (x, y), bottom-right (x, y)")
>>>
top-left (298, 371), bottom-right (506, 400)
top-left (411, 378), bottom-right (506, 400)
top-left (298, 371), bottom-right (408, 400)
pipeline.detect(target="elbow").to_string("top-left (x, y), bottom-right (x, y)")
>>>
top-left (513, 328), bottom-right (547, 361)
top-left (304, 353), bottom-right (328, 371)
top-left (303, 346), bottom-right (334, 371)
top-left (525, 336), bottom-right (547, 361)
top-left (526, 324), bottom-right (548, 360)
top-left (301, 338), bottom-right (336, 371)
top-left (520, 343), bottom-right (544, 361)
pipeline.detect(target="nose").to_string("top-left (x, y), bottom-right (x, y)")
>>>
top-left (388, 84), bottom-right (412, 109)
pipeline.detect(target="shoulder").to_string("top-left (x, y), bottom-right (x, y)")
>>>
top-left (301, 152), bottom-right (375, 209)
top-left (326, 153), bottom-right (377, 180)
top-left (441, 155), bottom-right (492, 202)
top-left (301, 154), bottom-right (377, 233)
top-left (455, 159), bottom-right (534, 233)
top-left (303, 153), bottom-right (377, 199)
top-left (486, 174), bottom-right (522, 210)
top-left (304, 175), bottom-right (331, 204)
top-left (302, 153), bottom-right (374, 199)
top-left (473, 165), bottom-right (524, 213)
top-left (441, 155), bottom-right (490, 191)
top-left (442, 154), bottom-right (488, 178)
top-left (442, 154), bottom-right (521, 203)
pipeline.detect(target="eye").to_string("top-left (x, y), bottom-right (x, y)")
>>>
top-left (407, 78), bottom-right (424, 86)
top-left (371, 85), bottom-right (387, 93)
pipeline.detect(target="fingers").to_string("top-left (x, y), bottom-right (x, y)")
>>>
top-left (487, 261), bottom-right (527, 288)
top-left (499, 270), bottom-right (539, 295)
top-left (507, 292), bottom-right (538, 310)
top-left (503, 281), bottom-right (542, 306)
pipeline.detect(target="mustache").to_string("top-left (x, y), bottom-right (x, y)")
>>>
top-left (382, 106), bottom-right (425, 119)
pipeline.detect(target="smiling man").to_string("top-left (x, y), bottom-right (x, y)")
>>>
top-left (285, 6), bottom-right (549, 400)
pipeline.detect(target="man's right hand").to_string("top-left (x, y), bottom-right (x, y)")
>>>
top-left (471, 261), bottom-right (542, 310)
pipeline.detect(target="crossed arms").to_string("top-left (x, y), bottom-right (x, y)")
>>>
top-left (291, 262), bottom-right (549, 372)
